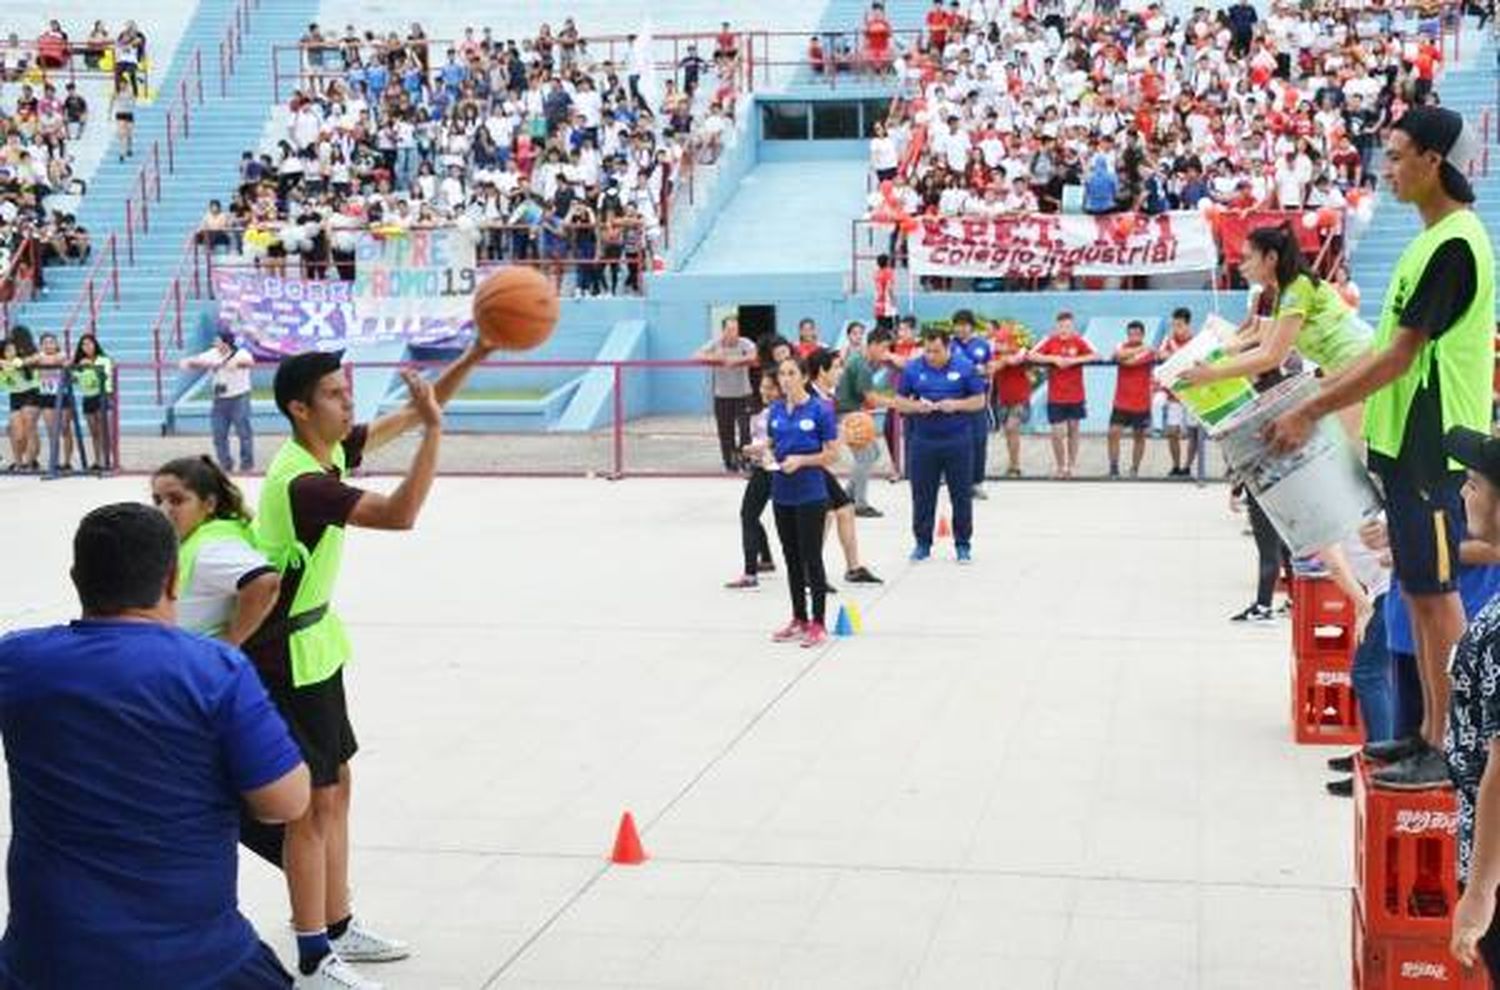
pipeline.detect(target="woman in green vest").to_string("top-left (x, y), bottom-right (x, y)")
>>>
top-left (1180, 225), bottom-right (1373, 422)
top-left (151, 455), bottom-right (280, 644)
top-left (4, 327), bottom-right (42, 471)
top-left (1178, 224), bottom-right (1375, 626)
top-left (71, 334), bottom-right (113, 472)
top-left (1, 338), bottom-right (28, 470)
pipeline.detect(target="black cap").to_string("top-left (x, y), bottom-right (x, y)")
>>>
top-left (273, 349), bottom-right (343, 417)
top-left (1444, 427), bottom-right (1500, 487)
top-left (1393, 106), bottom-right (1479, 204)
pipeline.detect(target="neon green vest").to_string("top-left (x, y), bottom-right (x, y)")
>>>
top-left (176, 517), bottom-right (257, 635)
top-left (255, 439), bottom-right (352, 687)
top-left (73, 356), bottom-right (114, 398)
top-left (1364, 209), bottom-right (1496, 469)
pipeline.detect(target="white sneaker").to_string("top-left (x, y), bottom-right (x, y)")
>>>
top-left (330, 919), bottom-right (411, 963)
top-left (294, 954), bottom-right (383, 989)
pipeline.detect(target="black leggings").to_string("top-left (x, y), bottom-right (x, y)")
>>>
top-left (1247, 493), bottom-right (1289, 608)
top-left (741, 468), bottom-right (773, 574)
top-left (774, 501), bottom-right (829, 624)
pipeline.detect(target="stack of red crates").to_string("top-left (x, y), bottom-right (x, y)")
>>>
top-left (1352, 756), bottom-right (1489, 988)
top-left (1291, 574), bottom-right (1363, 744)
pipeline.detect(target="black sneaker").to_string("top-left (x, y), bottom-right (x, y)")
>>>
top-left (1371, 748), bottom-right (1453, 791)
top-left (1326, 777), bottom-right (1353, 797)
top-left (1326, 754), bottom-right (1355, 773)
top-left (854, 505), bottom-right (883, 518)
top-left (1364, 736), bottom-right (1425, 764)
top-left (846, 567), bottom-right (883, 585)
top-left (757, 560), bottom-right (777, 574)
top-left (1230, 603), bottom-right (1274, 623)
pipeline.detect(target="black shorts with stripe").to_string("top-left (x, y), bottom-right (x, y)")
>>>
top-left (266, 668), bottom-right (358, 788)
top-left (1377, 465), bottom-right (1466, 597)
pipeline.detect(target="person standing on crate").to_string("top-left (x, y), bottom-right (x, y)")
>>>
top-left (181, 331), bottom-right (256, 473)
top-left (1430, 428), bottom-right (1500, 978)
top-left (1269, 107), bottom-right (1497, 790)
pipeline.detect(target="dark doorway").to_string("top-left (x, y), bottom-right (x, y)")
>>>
top-left (737, 304), bottom-right (776, 344)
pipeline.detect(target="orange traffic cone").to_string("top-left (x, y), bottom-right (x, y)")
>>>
top-left (610, 811), bottom-right (647, 865)
top-left (937, 514), bottom-right (952, 539)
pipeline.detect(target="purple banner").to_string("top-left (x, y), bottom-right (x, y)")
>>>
top-left (212, 271), bottom-right (476, 357)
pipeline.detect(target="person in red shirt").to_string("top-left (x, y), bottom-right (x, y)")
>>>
top-left (1032, 311), bottom-right (1095, 479)
top-left (795, 317), bottom-right (823, 359)
top-left (808, 35), bottom-right (827, 75)
top-left (1156, 307), bottom-right (1201, 477)
top-left (990, 322), bottom-right (1033, 478)
top-left (873, 253), bottom-right (897, 330)
top-left (1108, 320), bottom-right (1155, 479)
top-left (925, 0), bottom-right (949, 53)
top-left (1412, 39), bottom-right (1442, 104)
top-left (885, 316), bottom-right (920, 481)
top-left (863, 1), bottom-right (892, 74)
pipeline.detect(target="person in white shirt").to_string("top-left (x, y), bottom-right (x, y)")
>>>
top-left (870, 121), bottom-right (900, 180)
top-left (151, 456), bottom-right (279, 643)
top-left (179, 331), bottom-right (256, 472)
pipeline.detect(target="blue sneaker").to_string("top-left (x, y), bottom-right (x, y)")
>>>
top-left (956, 545), bottom-right (972, 564)
top-left (910, 543), bottom-right (932, 561)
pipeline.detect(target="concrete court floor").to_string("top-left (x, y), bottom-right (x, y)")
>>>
top-left (0, 473), bottom-right (1351, 989)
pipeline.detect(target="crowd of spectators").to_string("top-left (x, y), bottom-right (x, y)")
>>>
top-left (864, 0), bottom-right (1451, 244)
top-left (203, 19), bottom-right (747, 297)
top-left (0, 19), bottom-right (111, 305)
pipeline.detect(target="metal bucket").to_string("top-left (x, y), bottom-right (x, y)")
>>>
top-left (1217, 373), bottom-right (1382, 556)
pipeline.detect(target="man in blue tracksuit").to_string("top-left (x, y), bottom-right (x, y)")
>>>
top-left (949, 309), bottom-right (993, 500)
top-left (893, 326), bottom-right (987, 562)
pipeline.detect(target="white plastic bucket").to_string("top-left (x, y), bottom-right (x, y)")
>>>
top-left (1217, 373), bottom-right (1382, 556)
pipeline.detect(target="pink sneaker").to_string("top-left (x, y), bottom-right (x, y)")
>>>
top-left (771, 619), bottom-right (806, 642)
top-left (799, 621), bottom-right (828, 648)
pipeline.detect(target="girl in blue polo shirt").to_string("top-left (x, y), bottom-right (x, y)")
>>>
top-left (767, 357), bottom-right (837, 648)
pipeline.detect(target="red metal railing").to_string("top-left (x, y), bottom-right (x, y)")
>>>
top-left (56, 233), bottom-right (121, 352)
top-left (147, 233), bottom-right (208, 403)
top-left (270, 29), bottom-right (757, 102)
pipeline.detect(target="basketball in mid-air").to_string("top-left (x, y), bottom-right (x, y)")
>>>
top-left (472, 267), bottom-right (559, 351)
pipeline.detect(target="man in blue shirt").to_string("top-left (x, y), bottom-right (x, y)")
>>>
top-left (894, 327), bottom-right (988, 562)
top-left (949, 310), bottom-right (994, 500)
top-left (0, 503), bottom-right (309, 989)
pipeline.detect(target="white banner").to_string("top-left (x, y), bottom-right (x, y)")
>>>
top-left (350, 226), bottom-right (479, 326)
top-left (908, 212), bottom-right (1218, 279)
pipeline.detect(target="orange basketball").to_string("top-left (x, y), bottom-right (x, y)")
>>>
top-left (840, 411), bottom-right (877, 450)
top-left (472, 267), bottom-right (559, 351)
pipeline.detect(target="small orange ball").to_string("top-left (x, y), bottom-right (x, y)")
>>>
top-left (840, 411), bottom-right (877, 450)
top-left (472, 267), bottom-right (559, 351)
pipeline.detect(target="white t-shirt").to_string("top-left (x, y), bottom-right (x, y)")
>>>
top-left (177, 537), bottom-right (274, 636)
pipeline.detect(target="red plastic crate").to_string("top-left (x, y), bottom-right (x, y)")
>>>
top-left (1353, 891), bottom-right (1491, 989)
top-left (1293, 573), bottom-right (1358, 661)
top-left (1354, 756), bottom-right (1458, 938)
top-left (1291, 646), bottom-right (1363, 745)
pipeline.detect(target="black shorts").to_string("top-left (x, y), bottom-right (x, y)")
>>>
top-left (822, 468), bottom-right (853, 509)
top-left (1377, 466), bottom-right (1466, 596)
top-left (1110, 408), bottom-right (1150, 430)
top-left (8, 393), bottom-right (28, 412)
top-left (266, 668), bottom-right (358, 788)
top-left (81, 395), bottom-right (103, 415)
top-left (115, 112), bottom-right (134, 122)
top-left (1047, 401), bottom-right (1086, 424)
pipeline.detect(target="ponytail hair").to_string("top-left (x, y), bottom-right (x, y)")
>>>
top-left (153, 456), bottom-right (252, 523)
top-left (1246, 223), bottom-right (1319, 291)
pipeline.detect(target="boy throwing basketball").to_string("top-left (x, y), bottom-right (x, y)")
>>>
top-left (244, 341), bottom-right (494, 989)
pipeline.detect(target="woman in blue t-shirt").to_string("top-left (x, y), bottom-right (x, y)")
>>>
top-left (767, 357), bottom-right (837, 648)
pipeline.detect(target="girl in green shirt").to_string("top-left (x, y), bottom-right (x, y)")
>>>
top-left (4, 327), bottom-right (42, 471)
top-left (1179, 224), bottom-right (1373, 440)
top-left (71, 334), bottom-right (113, 471)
